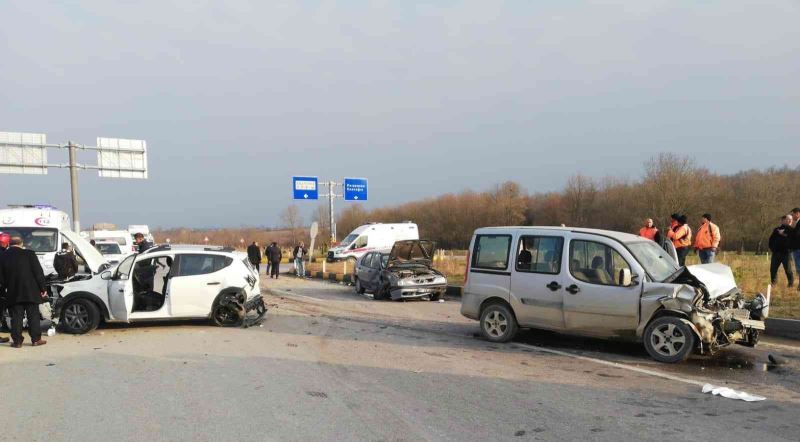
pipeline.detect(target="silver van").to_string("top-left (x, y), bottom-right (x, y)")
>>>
top-left (460, 227), bottom-right (768, 363)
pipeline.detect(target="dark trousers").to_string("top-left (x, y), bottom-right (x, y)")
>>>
top-left (11, 302), bottom-right (42, 344)
top-left (270, 261), bottom-right (281, 278)
top-left (771, 251), bottom-right (795, 286)
top-left (676, 247), bottom-right (690, 267)
top-left (250, 261), bottom-right (260, 272)
top-left (0, 296), bottom-right (8, 330)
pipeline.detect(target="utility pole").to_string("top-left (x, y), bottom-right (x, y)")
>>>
top-left (322, 181), bottom-right (340, 243)
top-left (68, 141), bottom-right (81, 232)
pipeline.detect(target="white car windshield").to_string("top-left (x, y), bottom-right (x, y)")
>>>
top-left (340, 234), bottom-right (359, 246)
top-left (627, 240), bottom-right (679, 282)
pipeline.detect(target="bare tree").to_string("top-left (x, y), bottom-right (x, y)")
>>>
top-left (280, 204), bottom-right (303, 245)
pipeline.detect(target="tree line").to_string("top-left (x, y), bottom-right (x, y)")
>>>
top-left (335, 153), bottom-right (800, 251)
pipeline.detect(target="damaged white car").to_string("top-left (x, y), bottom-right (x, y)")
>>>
top-left (47, 232), bottom-right (266, 334)
top-left (461, 227), bottom-right (768, 363)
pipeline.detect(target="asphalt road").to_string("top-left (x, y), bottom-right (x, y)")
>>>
top-left (0, 275), bottom-right (799, 441)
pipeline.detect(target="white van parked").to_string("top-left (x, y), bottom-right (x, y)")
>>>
top-left (0, 205), bottom-right (72, 275)
top-left (327, 222), bottom-right (419, 263)
top-left (85, 229), bottom-right (136, 255)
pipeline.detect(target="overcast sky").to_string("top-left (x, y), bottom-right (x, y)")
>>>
top-left (1, 1), bottom-right (798, 229)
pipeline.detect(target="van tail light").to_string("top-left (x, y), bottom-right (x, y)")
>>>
top-left (464, 250), bottom-right (470, 286)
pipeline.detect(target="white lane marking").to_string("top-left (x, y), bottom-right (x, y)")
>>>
top-left (268, 286), bottom-right (727, 388)
top-left (760, 341), bottom-right (800, 352)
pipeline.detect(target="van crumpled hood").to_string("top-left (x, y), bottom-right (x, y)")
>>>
top-left (682, 263), bottom-right (738, 299)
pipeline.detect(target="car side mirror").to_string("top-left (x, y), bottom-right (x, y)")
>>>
top-left (619, 268), bottom-right (633, 287)
top-left (100, 270), bottom-right (113, 280)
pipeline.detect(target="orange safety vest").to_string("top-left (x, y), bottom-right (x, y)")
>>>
top-left (639, 226), bottom-right (658, 241)
top-left (668, 224), bottom-right (692, 249)
top-left (694, 222), bottom-right (721, 250)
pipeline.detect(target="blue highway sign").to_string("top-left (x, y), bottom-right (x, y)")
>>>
top-left (343, 177), bottom-right (368, 201)
top-left (293, 176), bottom-right (319, 200)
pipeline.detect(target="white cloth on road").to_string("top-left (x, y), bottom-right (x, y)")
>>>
top-left (701, 383), bottom-right (765, 402)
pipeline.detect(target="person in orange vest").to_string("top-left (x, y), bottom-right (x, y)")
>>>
top-left (667, 214), bottom-right (692, 266)
top-left (638, 218), bottom-right (662, 244)
top-left (694, 213), bottom-right (721, 264)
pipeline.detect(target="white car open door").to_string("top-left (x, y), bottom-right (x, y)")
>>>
top-left (107, 254), bottom-right (135, 322)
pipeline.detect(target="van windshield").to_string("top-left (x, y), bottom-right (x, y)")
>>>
top-left (0, 227), bottom-right (58, 252)
top-left (340, 234), bottom-right (359, 246)
top-left (627, 240), bottom-right (679, 282)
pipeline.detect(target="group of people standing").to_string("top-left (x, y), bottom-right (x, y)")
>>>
top-left (638, 213), bottom-right (721, 266)
top-left (0, 233), bottom-right (49, 347)
top-left (768, 208), bottom-right (800, 289)
top-left (247, 241), bottom-right (308, 279)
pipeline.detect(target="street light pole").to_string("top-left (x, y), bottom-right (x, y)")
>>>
top-left (68, 141), bottom-right (81, 232)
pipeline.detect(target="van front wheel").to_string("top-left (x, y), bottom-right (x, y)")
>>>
top-left (480, 303), bottom-right (518, 343)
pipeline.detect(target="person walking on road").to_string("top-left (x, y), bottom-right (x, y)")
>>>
top-left (247, 241), bottom-right (262, 273)
top-left (667, 215), bottom-right (692, 267)
top-left (53, 242), bottom-right (79, 279)
top-left (769, 215), bottom-right (795, 288)
top-left (638, 218), bottom-right (662, 244)
top-left (791, 207), bottom-right (800, 290)
top-left (134, 233), bottom-right (153, 253)
top-left (0, 237), bottom-right (48, 347)
top-left (266, 242), bottom-right (282, 279)
top-left (0, 232), bottom-right (11, 338)
top-left (694, 213), bottom-right (721, 264)
top-left (293, 242), bottom-right (308, 278)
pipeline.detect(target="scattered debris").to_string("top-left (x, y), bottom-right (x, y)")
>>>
top-left (438, 299), bottom-right (445, 303)
top-left (45, 363), bottom-right (56, 367)
top-left (768, 354), bottom-right (786, 365)
top-left (287, 343), bottom-right (298, 347)
top-left (701, 384), bottom-right (765, 402)
top-left (306, 391), bottom-right (328, 398)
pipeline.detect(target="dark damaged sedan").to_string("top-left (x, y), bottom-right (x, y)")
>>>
top-left (354, 240), bottom-right (448, 301)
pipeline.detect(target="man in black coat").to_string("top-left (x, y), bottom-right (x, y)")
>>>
top-left (247, 241), bottom-right (262, 273)
top-left (134, 233), bottom-right (153, 253)
top-left (53, 242), bottom-right (79, 279)
top-left (769, 214), bottom-right (795, 287)
top-left (0, 232), bottom-right (10, 339)
top-left (0, 237), bottom-right (48, 347)
top-left (266, 242), bottom-right (282, 279)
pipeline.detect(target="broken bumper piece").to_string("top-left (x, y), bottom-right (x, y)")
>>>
top-left (243, 294), bottom-right (267, 327)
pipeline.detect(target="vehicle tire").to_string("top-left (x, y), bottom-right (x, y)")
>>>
top-left (373, 280), bottom-right (388, 301)
top-left (355, 277), bottom-right (365, 295)
top-left (479, 303), bottom-right (518, 343)
top-left (60, 298), bottom-right (101, 334)
top-left (430, 293), bottom-right (441, 302)
top-left (212, 303), bottom-right (243, 327)
top-left (643, 316), bottom-right (696, 363)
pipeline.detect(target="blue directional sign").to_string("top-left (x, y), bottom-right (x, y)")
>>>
top-left (343, 177), bottom-right (368, 201)
top-left (293, 176), bottom-right (318, 200)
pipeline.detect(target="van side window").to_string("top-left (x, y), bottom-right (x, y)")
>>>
top-left (516, 236), bottom-right (563, 274)
top-left (472, 235), bottom-right (511, 270)
top-left (569, 240), bottom-right (631, 286)
top-left (354, 236), bottom-right (368, 249)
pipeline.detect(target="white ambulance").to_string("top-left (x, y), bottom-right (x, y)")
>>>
top-left (327, 222), bottom-right (420, 262)
top-left (0, 205), bottom-right (73, 275)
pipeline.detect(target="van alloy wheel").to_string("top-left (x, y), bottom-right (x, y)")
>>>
top-left (479, 303), bottom-right (518, 343)
top-left (643, 316), bottom-right (695, 363)
top-left (650, 323), bottom-right (686, 357)
top-left (484, 311), bottom-right (508, 338)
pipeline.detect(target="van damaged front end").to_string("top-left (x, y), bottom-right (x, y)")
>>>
top-left (643, 264), bottom-right (767, 354)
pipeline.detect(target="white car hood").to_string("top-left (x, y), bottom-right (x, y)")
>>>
top-left (683, 263), bottom-right (738, 299)
top-left (62, 229), bottom-right (109, 274)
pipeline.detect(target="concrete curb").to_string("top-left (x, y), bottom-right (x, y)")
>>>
top-left (764, 318), bottom-right (800, 340)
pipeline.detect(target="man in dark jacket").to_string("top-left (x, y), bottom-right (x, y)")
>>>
top-left (53, 242), bottom-right (79, 279)
top-left (293, 242), bottom-right (308, 278)
top-left (0, 232), bottom-right (10, 338)
top-left (0, 237), bottom-right (47, 347)
top-left (769, 214), bottom-right (795, 287)
top-left (247, 241), bottom-right (262, 273)
top-left (134, 233), bottom-right (153, 253)
top-left (266, 242), bottom-right (282, 279)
